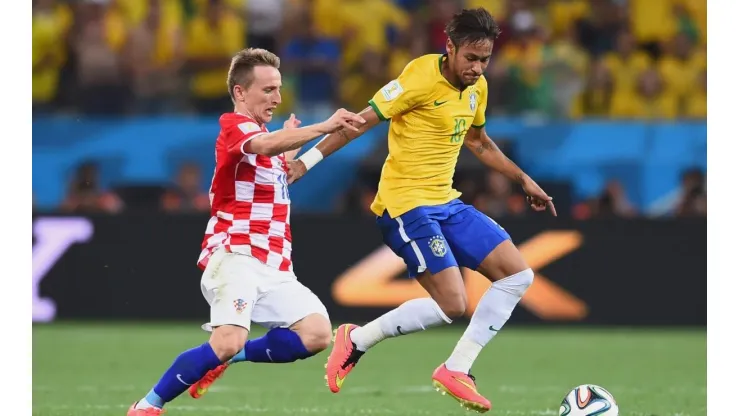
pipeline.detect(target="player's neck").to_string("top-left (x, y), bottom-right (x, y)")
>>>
top-left (440, 55), bottom-right (464, 91)
top-left (234, 106), bottom-right (262, 125)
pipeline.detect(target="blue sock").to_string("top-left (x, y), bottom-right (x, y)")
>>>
top-left (146, 342), bottom-right (222, 408)
top-left (230, 328), bottom-right (312, 363)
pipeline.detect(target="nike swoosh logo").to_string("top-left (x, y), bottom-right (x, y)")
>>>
top-left (451, 376), bottom-right (477, 392)
top-left (335, 373), bottom-right (345, 388)
top-left (266, 349), bottom-right (274, 362)
top-left (489, 325), bottom-right (500, 332)
top-left (397, 326), bottom-right (406, 335)
top-left (433, 100), bottom-right (448, 106)
top-left (333, 325), bottom-right (353, 388)
top-left (176, 374), bottom-right (192, 386)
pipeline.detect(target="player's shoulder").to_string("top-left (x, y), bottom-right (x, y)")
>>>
top-left (219, 112), bottom-right (263, 135)
top-left (475, 74), bottom-right (489, 87)
top-left (402, 54), bottom-right (441, 79)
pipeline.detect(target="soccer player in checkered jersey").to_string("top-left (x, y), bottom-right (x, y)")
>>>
top-left (127, 48), bottom-right (365, 415)
top-left (288, 8), bottom-right (557, 414)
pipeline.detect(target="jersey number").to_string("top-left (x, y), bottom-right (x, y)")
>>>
top-left (450, 118), bottom-right (466, 143)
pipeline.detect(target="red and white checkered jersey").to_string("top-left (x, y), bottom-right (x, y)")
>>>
top-left (197, 113), bottom-right (293, 272)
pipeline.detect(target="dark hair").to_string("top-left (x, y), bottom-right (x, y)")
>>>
top-left (227, 48), bottom-right (281, 102)
top-left (444, 8), bottom-right (501, 47)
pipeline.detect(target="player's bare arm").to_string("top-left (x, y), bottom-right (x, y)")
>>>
top-left (245, 109), bottom-right (365, 157)
top-left (286, 106), bottom-right (381, 183)
top-left (464, 126), bottom-right (557, 216)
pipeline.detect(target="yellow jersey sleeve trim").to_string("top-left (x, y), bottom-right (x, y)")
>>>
top-left (368, 99), bottom-right (389, 121)
top-left (472, 122), bottom-right (486, 129)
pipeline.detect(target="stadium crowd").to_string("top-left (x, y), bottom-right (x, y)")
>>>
top-left (34, 0), bottom-right (706, 119)
top-left (34, 0), bottom-right (707, 218)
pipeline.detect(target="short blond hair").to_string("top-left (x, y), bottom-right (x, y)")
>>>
top-left (227, 48), bottom-right (281, 102)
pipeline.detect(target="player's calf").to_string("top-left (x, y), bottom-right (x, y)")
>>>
top-left (130, 337), bottom-right (228, 411)
top-left (183, 325), bottom-right (247, 400)
top-left (348, 267), bottom-right (462, 353)
top-left (445, 240), bottom-right (534, 374)
top-left (190, 319), bottom-right (328, 400)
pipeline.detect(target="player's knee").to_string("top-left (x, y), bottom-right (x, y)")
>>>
top-left (209, 325), bottom-right (248, 361)
top-left (293, 313), bottom-right (332, 354)
top-left (494, 268), bottom-right (534, 297)
top-left (438, 295), bottom-right (467, 320)
top-left (301, 326), bottom-right (332, 354)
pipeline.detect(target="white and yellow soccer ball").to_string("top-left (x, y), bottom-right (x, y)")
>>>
top-left (559, 384), bottom-right (619, 416)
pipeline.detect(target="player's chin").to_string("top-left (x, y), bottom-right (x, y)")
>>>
top-left (262, 109), bottom-right (275, 122)
top-left (463, 75), bottom-right (480, 85)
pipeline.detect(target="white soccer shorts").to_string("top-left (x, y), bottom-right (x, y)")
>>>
top-left (199, 247), bottom-right (329, 332)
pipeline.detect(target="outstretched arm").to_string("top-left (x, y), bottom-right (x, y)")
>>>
top-left (464, 126), bottom-right (557, 216)
top-left (243, 109), bottom-right (365, 157)
top-left (286, 106), bottom-right (381, 183)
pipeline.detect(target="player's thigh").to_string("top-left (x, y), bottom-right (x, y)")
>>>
top-left (440, 207), bottom-right (528, 281)
top-left (200, 249), bottom-right (259, 333)
top-left (251, 275), bottom-right (330, 331)
top-left (376, 210), bottom-right (458, 278)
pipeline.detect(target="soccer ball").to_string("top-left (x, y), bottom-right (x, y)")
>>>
top-left (559, 384), bottom-right (619, 416)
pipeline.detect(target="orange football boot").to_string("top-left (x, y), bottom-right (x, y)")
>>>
top-left (324, 324), bottom-right (365, 393)
top-left (431, 364), bottom-right (492, 413)
top-left (126, 402), bottom-right (164, 415)
top-left (189, 362), bottom-right (230, 399)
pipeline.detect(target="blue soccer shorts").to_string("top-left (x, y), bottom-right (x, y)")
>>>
top-left (376, 199), bottom-right (512, 278)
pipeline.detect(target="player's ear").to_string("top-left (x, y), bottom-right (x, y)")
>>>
top-left (233, 84), bottom-right (246, 102)
top-left (445, 38), bottom-right (455, 56)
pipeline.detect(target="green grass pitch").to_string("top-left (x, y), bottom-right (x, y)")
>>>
top-left (33, 322), bottom-right (706, 416)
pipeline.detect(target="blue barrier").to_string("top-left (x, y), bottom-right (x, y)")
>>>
top-left (32, 115), bottom-right (383, 211)
top-left (32, 115), bottom-right (706, 211)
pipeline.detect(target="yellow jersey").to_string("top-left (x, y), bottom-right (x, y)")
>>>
top-left (368, 54), bottom-right (488, 218)
top-left (186, 12), bottom-right (245, 98)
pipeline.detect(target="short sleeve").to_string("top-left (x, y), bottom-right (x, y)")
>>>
top-left (368, 62), bottom-right (428, 120)
top-left (472, 79), bottom-right (489, 128)
top-left (228, 121), bottom-right (266, 155)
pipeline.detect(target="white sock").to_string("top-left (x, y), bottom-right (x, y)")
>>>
top-left (350, 298), bottom-right (452, 351)
top-left (134, 399), bottom-right (156, 410)
top-left (445, 269), bottom-right (534, 373)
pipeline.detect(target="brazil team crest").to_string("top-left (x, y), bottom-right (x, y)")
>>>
top-left (469, 91), bottom-right (477, 113)
top-left (429, 235), bottom-right (447, 257)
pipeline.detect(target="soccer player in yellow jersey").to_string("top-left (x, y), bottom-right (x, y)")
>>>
top-left (289, 8), bottom-right (556, 413)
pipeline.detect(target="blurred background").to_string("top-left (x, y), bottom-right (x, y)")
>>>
top-left (33, 0), bottom-right (707, 219)
top-left (32, 1), bottom-right (706, 413)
